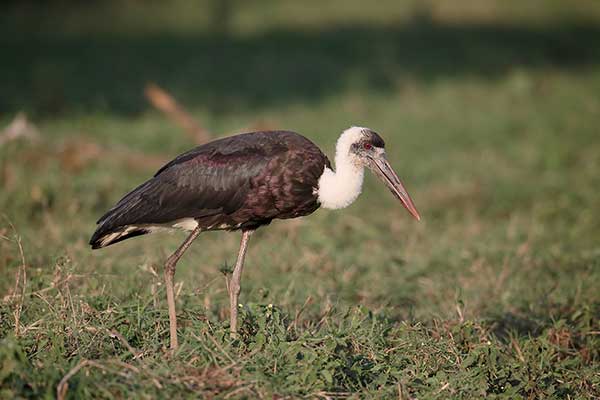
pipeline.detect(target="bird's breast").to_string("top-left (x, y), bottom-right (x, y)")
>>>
top-left (237, 149), bottom-right (325, 223)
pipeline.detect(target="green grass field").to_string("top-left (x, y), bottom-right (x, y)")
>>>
top-left (1, 1), bottom-right (599, 398)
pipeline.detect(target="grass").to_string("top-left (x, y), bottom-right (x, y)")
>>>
top-left (1, 1), bottom-right (600, 398)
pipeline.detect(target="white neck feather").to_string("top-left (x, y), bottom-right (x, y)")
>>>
top-left (317, 127), bottom-right (367, 210)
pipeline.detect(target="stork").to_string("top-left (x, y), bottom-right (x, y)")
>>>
top-left (90, 126), bottom-right (420, 349)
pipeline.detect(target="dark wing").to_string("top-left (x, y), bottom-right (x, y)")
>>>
top-left (90, 132), bottom-right (289, 246)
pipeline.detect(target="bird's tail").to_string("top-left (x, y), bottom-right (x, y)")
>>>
top-left (89, 224), bottom-right (151, 249)
top-left (90, 179), bottom-right (158, 249)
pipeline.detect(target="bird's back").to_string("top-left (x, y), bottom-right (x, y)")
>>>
top-left (90, 131), bottom-right (330, 248)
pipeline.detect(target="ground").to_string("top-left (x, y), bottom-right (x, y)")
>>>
top-left (0, 1), bottom-right (599, 398)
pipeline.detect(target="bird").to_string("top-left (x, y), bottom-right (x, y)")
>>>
top-left (90, 126), bottom-right (420, 349)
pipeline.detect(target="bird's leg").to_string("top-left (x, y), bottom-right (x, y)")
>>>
top-left (229, 229), bottom-right (254, 338)
top-left (164, 225), bottom-right (202, 350)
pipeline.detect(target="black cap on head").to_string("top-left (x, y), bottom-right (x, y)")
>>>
top-left (362, 128), bottom-right (385, 148)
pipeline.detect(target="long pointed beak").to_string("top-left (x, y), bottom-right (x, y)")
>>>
top-left (367, 154), bottom-right (421, 221)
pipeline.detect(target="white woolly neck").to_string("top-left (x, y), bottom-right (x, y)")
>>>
top-left (317, 127), bottom-right (367, 210)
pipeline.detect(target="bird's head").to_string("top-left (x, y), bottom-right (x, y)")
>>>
top-left (339, 126), bottom-right (421, 221)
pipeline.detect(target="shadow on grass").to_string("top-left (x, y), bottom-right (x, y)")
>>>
top-left (2, 17), bottom-right (600, 116)
top-left (487, 302), bottom-right (599, 344)
top-left (488, 312), bottom-right (544, 340)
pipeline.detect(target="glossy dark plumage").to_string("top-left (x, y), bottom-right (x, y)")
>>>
top-left (90, 131), bottom-right (331, 249)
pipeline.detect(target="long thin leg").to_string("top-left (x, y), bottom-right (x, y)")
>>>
top-left (229, 229), bottom-right (254, 338)
top-left (164, 225), bottom-right (202, 350)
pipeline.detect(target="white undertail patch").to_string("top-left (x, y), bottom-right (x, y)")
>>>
top-left (172, 218), bottom-right (199, 231)
top-left (99, 225), bottom-right (152, 247)
top-left (99, 220), bottom-right (193, 247)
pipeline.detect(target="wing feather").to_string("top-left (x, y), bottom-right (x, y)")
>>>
top-left (93, 136), bottom-right (283, 238)
top-left (90, 130), bottom-right (329, 248)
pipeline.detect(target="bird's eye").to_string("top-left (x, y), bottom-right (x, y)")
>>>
top-left (363, 142), bottom-right (372, 150)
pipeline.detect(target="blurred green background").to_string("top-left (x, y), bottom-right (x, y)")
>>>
top-left (1, 1), bottom-right (599, 398)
